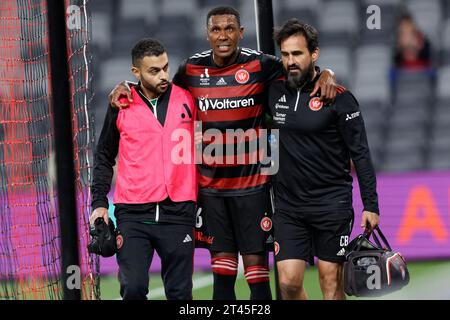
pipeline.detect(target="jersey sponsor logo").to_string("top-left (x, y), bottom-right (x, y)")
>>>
top-left (198, 97), bottom-right (255, 112)
top-left (260, 216), bottom-right (273, 232)
top-left (200, 68), bottom-right (210, 86)
top-left (273, 111), bottom-right (287, 124)
top-left (216, 77), bottom-right (227, 86)
top-left (116, 234), bottom-right (123, 250)
top-left (345, 111), bottom-right (360, 121)
top-left (274, 241), bottom-right (280, 255)
top-left (275, 103), bottom-right (289, 110)
top-left (278, 95), bottom-right (287, 103)
top-left (309, 97), bottom-right (323, 111)
top-left (235, 69), bottom-right (250, 84)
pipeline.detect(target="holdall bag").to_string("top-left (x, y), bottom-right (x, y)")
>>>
top-left (344, 226), bottom-right (410, 297)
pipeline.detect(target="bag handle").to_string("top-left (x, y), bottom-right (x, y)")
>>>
top-left (372, 226), bottom-right (392, 251)
top-left (354, 229), bottom-right (372, 252)
top-left (354, 226), bottom-right (392, 252)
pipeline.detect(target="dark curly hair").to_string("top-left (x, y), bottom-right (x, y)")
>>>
top-left (206, 6), bottom-right (240, 26)
top-left (273, 19), bottom-right (318, 53)
top-left (132, 38), bottom-right (166, 67)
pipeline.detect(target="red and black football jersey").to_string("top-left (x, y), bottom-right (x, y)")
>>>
top-left (173, 47), bottom-right (282, 196)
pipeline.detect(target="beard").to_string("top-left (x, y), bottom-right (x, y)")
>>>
top-left (141, 78), bottom-right (169, 96)
top-left (286, 62), bottom-right (315, 90)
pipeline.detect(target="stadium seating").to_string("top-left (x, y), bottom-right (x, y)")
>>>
top-left (119, 0), bottom-right (158, 25)
top-left (318, 46), bottom-right (352, 86)
top-left (90, 0), bottom-right (450, 172)
top-left (406, 0), bottom-right (442, 47)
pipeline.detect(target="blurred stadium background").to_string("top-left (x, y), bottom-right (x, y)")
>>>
top-left (1, 0), bottom-right (450, 300)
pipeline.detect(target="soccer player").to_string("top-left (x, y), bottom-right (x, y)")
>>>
top-left (108, 6), bottom-right (337, 300)
top-left (268, 19), bottom-right (380, 300)
top-left (90, 39), bottom-right (197, 300)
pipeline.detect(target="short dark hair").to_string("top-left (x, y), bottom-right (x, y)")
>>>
top-left (131, 38), bottom-right (166, 66)
top-left (273, 19), bottom-right (319, 53)
top-left (206, 6), bottom-right (240, 27)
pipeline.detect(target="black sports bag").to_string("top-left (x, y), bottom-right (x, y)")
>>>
top-left (344, 226), bottom-right (410, 297)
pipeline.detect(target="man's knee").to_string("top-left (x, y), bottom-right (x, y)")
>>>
top-left (279, 280), bottom-right (303, 297)
top-left (278, 271), bottom-right (304, 295)
top-left (242, 253), bottom-right (267, 266)
top-left (318, 261), bottom-right (345, 299)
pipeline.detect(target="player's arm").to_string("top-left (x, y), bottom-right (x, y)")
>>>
top-left (90, 106), bottom-right (120, 225)
top-left (311, 68), bottom-right (337, 104)
top-left (336, 91), bottom-right (380, 231)
top-left (108, 81), bottom-right (136, 109)
top-left (172, 59), bottom-right (189, 90)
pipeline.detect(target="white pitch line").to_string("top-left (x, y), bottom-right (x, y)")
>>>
top-left (114, 273), bottom-right (214, 300)
top-left (147, 274), bottom-right (214, 300)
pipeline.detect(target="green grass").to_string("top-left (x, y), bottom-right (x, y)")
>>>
top-left (99, 260), bottom-right (450, 300)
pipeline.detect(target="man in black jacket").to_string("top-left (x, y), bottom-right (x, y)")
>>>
top-left (268, 19), bottom-right (380, 300)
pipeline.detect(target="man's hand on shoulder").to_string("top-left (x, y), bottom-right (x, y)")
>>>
top-left (311, 68), bottom-right (337, 105)
top-left (108, 81), bottom-right (133, 109)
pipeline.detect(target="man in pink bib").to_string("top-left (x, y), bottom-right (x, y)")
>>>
top-left (89, 38), bottom-right (197, 300)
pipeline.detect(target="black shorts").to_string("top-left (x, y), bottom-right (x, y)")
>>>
top-left (273, 209), bottom-right (354, 263)
top-left (195, 190), bottom-right (274, 254)
top-left (116, 220), bottom-right (194, 300)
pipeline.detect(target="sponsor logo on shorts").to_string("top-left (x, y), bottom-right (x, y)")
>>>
top-left (274, 241), bottom-right (280, 256)
top-left (309, 97), bottom-right (323, 111)
top-left (235, 69), bottom-right (250, 84)
top-left (260, 216), bottom-right (272, 232)
top-left (195, 230), bottom-right (214, 245)
top-left (336, 248), bottom-right (346, 256)
top-left (116, 234), bottom-right (123, 250)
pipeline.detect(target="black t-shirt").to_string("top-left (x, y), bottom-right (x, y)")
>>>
top-left (268, 74), bottom-right (379, 214)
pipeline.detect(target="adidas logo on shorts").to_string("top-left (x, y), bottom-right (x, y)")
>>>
top-left (183, 234), bottom-right (192, 243)
top-left (336, 248), bottom-right (346, 256)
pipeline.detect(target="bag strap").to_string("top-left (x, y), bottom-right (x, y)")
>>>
top-left (354, 229), bottom-right (372, 252)
top-left (374, 226), bottom-right (392, 251)
top-left (354, 226), bottom-right (392, 252)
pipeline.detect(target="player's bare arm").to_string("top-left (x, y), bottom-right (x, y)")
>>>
top-left (109, 81), bottom-right (133, 109)
top-left (311, 68), bottom-right (337, 104)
